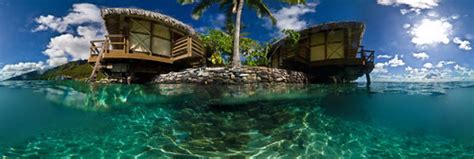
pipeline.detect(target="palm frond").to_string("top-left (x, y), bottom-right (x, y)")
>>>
top-left (177, 0), bottom-right (195, 5)
top-left (247, 0), bottom-right (276, 24)
top-left (278, 0), bottom-right (306, 4)
top-left (191, 0), bottom-right (218, 19)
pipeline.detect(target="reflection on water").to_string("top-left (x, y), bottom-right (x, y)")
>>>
top-left (0, 81), bottom-right (474, 157)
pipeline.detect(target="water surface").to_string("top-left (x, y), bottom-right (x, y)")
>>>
top-left (0, 81), bottom-right (474, 158)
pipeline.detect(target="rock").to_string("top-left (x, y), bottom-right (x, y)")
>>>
top-left (239, 73), bottom-right (249, 77)
top-left (198, 72), bottom-right (209, 77)
top-left (205, 67), bottom-right (224, 71)
top-left (153, 66), bottom-right (307, 84)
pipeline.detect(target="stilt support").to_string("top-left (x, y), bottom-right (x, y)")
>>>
top-left (365, 73), bottom-right (371, 87)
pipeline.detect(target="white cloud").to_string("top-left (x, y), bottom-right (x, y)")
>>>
top-left (377, 0), bottom-right (440, 9)
top-left (0, 62), bottom-right (47, 80)
top-left (451, 15), bottom-right (459, 20)
top-left (423, 63), bottom-right (434, 69)
top-left (435, 61), bottom-right (455, 68)
top-left (376, 65), bottom-right (448, 82)
top-left (387, 54), bottom-right (406, 67)
top-left (403, 23), bottom-right (411, 29)
top-left (33, 3), bottom-right (102, 33)
top-left (33, 3), bottom-right (105, 66)
top-left (427, 11), bottom-right (439, 17)
top-left (372, 55), bottom-right (405, 75)
top-left (412, 52), bottom-right (429, 60)
top-left (373, 63), bottom-right (388, 73)
top-left (453, 64), bottom-right (473, 77)
top-left (371, 55), bottom-right (405, 75)
top-left (377, 54), bottom-right (392, 59)
top-left (400, 8), bottom-right (421, 15)
top-left (409, 19), bottom-right (452, 46)
top-left (0, 4), bottom-right (102, 79)
top-left (371, 60), bottom-right (474, 82)
top-left (270, 3), bottom-right (317, 31)
top-left (43, 26), bottom-right (103, 66)
top-left (453, 37), bottom-right (472, 51)
top-left (1, 3), bottom-right (104, 80)
top-left (454, 64), bottom-right (467, 72)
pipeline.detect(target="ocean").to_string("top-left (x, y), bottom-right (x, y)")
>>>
top-left (0, 81), bottom-right (473, 158)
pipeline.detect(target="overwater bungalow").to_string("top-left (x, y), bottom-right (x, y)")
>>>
top-left (88, 8), bottom-right (205, 82)
top-left (269, 22), bottom-right (375, 84)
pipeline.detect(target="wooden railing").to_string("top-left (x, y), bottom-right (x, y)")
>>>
top-left (90, 34), bottom-right (127, 56)
top-left (107, 34), bottom-right (128, 53)
top-left (358, 46), bottom-right (375, 64)
top-left (172, 36), bottom-right (205, 59)
top-left (90, 40), bottom-right (106, 55)
top-left (90, 35), bottom-right (205, 62)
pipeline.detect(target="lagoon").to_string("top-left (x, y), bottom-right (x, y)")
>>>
top-left (0, 81), bottom-right (473, 158)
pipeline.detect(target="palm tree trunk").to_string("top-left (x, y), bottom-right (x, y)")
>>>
top-left (232, 0), bottom-right (244, 67)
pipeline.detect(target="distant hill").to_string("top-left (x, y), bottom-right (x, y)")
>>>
top-left (7, 60), bottom-right (104, 81)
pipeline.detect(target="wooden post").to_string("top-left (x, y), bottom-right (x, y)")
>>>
top-left (366, 73), bottom-right (371, 87)
top-left (324, 31), bottom-right (328, 60)
top-left (125, 36), bottom-right (129, 53)
top-left (150, 22), bottom-right (153, 56)
top-left (343, 28), bottom-right (348, 61)
top-left (188, 36), bottom-right (192, 57)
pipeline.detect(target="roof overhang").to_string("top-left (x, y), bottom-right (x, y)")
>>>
top-left (101, 8), bottom-right (196, 35)
top-left (269, 21), bottom-right (366, 58)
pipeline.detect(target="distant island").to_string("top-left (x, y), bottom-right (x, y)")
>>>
top-left (6, 60), bottom-right (104, 81)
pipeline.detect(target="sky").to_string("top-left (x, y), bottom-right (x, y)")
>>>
top-left (0, 0), bottom-right (473, 82)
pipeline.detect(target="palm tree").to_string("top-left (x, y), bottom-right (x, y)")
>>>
top-left (178, 0), bottom-right (306, 67)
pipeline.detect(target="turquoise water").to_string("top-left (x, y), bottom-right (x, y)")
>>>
top-left (0, 81), bottom-right (474, 158)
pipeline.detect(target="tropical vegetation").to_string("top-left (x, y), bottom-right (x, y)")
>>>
top-left (178, 0), bottom-right (306, 67)
top-left (200, 29), bottom-right (301, 67)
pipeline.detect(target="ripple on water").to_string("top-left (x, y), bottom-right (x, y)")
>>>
top-left (0, 81), bottom-right (473, 158)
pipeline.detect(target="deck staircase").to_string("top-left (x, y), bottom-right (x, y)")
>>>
top-left (88, 40), bottom-right (109, 82)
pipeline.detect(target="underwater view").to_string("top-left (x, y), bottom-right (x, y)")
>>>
top-left (3, 0), bottom-right (474, 158)
top-left (0, 81), bottom-right (473, 158)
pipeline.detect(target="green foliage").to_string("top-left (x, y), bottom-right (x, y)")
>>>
top-left (201, 29), bottom-right (269, 66)
top-left (38, 61), bottom-right (105, 80)
top-left (177, 0), bottom-right (280, 25)
top-left (240, 38), bottom-right (269, 66)
top-left (201, 30), bottom-right (233, 66)
top-left (282, 29), bottom-right (301, 49)
top-left (178, 0), bottom-right (306, 67)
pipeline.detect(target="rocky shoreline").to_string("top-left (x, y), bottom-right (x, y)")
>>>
top-left (153, 67), bottom-right (308, 84)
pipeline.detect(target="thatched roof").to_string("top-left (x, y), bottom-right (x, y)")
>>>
top-left (300, 21), bottom-right (365, 34)
top-left (269, 21), bottom-right (366, 57)
top-left (101, 8), bottom-right (196, 35)
top-left (272, 21), bottom-right (365, 46)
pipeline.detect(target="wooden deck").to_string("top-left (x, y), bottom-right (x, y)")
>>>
top-left (311, 47), bottom-right (375, 67)
top-left (88, 34), bottom-right (205, 64)
top-left (277, 45), bottom-right (375, 67)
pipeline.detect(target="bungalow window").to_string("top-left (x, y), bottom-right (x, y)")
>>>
top-left (309, 30), bottom-right (346, 61)
top-left (310, 32), bottom-right (326, 61)
top-left (327, 30), bottom-right (344, 59)
top-left (152, 24), bottom-right (171, 57)
top-left (129, 19), bottom-right (152, 53)
top-left (128, 18), bottom-right (173, 57)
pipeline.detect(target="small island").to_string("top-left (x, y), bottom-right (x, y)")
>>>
top-left (85, 8), bottom-right (374, 85)
top-left (1, 0), bottom-right (474, 158)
